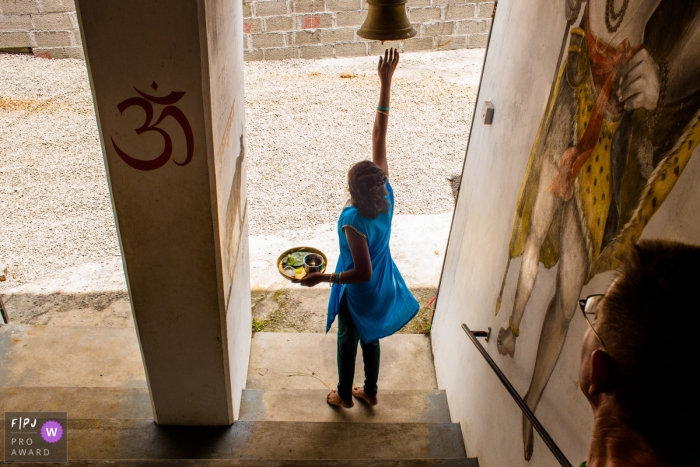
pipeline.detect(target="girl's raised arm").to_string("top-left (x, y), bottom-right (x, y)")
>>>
top-left (373, 48), bottom-right (399, 177)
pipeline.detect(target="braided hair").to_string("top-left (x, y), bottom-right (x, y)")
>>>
top-left (348, 160), bottom-right (389, 219)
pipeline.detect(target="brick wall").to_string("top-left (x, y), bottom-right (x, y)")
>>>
top-left (0, 0), bottom-right (491, 61)
top-left (0, 0), bottom-right (82, 59)
top-left (243, 0), bottom-right (493, 60)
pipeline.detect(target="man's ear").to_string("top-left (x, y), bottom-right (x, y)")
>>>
top-left (589, 349), bottom-right (612, 395)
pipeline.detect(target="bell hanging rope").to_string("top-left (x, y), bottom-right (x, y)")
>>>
top-left (357, 0), bottom-right (417, 42)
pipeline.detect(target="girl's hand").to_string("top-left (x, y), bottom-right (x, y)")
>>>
top-left (378, 48), bottom-right (399, 85)
top-left (299, 272), bottom-right (324, 287)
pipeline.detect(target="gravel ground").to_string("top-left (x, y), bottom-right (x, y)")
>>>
top-left (0, 55), bottom-right (117, 291)
top-left (0, 49), bottom-right (483, 291)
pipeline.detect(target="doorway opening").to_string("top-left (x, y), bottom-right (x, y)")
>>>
top-left (244, 48), bottom-right (484, 334)
top-left (0, 47), bottom-right (484, 336)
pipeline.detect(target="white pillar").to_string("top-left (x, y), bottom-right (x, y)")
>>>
top-left (75, 0), bottom-right (250, 425)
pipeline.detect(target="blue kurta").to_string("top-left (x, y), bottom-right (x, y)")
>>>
top-left (327, 180), bottom-right (419, 343)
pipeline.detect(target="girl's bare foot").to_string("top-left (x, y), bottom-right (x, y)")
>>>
top-left (352, 386), bottom-right (378, 405)
top-left (327, 389), bottom-right (353, 408)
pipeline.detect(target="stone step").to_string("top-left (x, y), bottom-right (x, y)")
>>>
top-left (0, 387), bottom-right (153, 419)
top-left (0, 387), bottom-right (452, 425)
top-left (248, 333), bottom-right (437, 390)
top-left (0, 420), bottom-right (468, 461)
top-left (0, 324), bottom-right (146, 388)
top-left (239, 389), bottom-right (451, 423)
top-left (11, 459), bottom-right (480, 466)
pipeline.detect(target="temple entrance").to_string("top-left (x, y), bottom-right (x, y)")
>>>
top-left (0, 0), bottom-right (486, 426)
top-left (245, 48), bottom-right (484, 334)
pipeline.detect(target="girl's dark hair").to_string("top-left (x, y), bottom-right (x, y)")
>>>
top-left (348, 160), bottom-right (389, 219)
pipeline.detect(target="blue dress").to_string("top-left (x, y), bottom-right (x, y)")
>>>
top-left (326, 180), bottom-right (420, 343)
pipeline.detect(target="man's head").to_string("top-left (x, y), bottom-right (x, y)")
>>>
top-left (579, 240), bottom-right (700, 466)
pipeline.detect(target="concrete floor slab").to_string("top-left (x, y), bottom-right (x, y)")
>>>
top-left (0, 324), bottom-right (146, 388)
top-left (249, 213), bottom-right (452, 290)
top-left (0, 419), bottom-right (467, 460)
top-left (239, 389), bottom-right (450, 423)
top-left (247, 333), bottom-right (437, 390)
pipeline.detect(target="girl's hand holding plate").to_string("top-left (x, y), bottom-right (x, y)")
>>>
top-left (296, 272), bottom-right (324, 287)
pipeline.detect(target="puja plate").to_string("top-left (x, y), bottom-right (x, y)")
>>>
top-left (277, 246), bottom-right (328, 281)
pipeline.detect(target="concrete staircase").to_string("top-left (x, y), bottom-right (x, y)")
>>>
top-left (0, 325), bottom-right (477, 465)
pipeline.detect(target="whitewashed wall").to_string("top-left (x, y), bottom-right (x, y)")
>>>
top-left (432, 0), bottom-right (700, 465)
top-left (201, 0), bottom-right (252, 421)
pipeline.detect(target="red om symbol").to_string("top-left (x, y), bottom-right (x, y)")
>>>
top-left (111, 82), bottom-right (194, 171)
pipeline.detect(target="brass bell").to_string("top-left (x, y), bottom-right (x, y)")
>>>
top-left (357, 0), bottom-right (417, 42)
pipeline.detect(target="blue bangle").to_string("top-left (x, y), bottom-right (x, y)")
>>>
top-left (376, 106), bottom-right (390, 112)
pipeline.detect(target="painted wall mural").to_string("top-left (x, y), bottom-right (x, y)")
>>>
top-left (493, 0), bottom-right (700, 460)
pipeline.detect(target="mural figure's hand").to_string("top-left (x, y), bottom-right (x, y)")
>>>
top-left (618, 49), bottom-right (661, 111)
top-left (565, 0), bottom-right (582, 23)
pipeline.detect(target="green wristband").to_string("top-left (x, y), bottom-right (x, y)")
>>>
top-left (376, 106), bottom-right (390, 112)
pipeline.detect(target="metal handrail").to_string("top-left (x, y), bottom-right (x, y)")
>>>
top-left (461, 323), bottom-right (571, 467)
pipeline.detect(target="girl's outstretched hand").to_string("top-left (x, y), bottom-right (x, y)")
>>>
top-left (297, 272), bottom-right (324, 287)
top-left (378, 48), bottom-right (399, 85)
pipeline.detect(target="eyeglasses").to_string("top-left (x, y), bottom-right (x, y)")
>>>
top-left (578, 294), bottom-right (607, 350)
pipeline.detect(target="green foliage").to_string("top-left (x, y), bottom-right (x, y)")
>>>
top-left (252, 318), bottom-right (268, 332)
top-left (273, 289), bottom-right (286, 303)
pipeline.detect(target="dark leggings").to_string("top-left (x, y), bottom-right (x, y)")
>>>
top-left (337, 293), bottom-right (380, 402)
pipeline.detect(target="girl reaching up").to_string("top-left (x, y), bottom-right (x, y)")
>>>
top-left (299, 48), bottom-right (420, 408)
